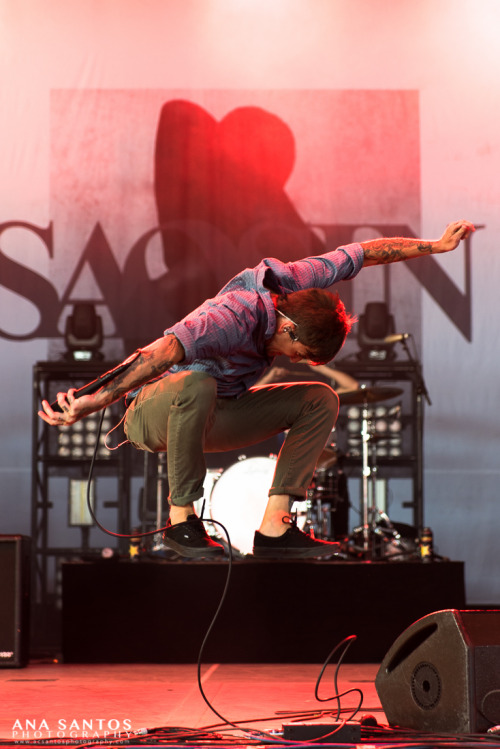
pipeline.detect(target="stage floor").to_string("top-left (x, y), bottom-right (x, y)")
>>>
top-left (3, 657), bottom-right (499, 748)
top-left (1, 660), bottom-right (385, 745)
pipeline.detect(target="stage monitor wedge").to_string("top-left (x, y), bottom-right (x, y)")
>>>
top-left (375, 608), bottom-right (500, 734)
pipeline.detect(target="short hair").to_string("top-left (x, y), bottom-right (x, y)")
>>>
top-left (277, 289), bottom-right (356, 364)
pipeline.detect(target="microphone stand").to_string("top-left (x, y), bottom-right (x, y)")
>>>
top-left (400, 336), bottom-right (431, 407)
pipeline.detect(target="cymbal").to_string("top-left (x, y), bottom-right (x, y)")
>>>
top-left (339, 386), bottom-right (403, 406)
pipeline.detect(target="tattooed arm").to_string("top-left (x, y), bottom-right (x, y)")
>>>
top-left (362, 220), bottom-right (475, 267)
top-left (38, 334), bottom-right (185, 427)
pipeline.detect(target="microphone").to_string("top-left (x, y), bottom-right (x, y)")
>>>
top-left (383, 333), bottom-right (410, 344)
top-left (48, 351), bottom-right (141, 412)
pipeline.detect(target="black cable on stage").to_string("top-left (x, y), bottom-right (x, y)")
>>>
top-left (81, 414), bottom-right (265, 741)
top-left (84, 408), bottom-right (169, 541)
top-left (313, 634), bottom-right (362, 722)
top-left (193, 636), bottom-right (367, 745)
top-left (177, 515), bottom-right (278, 744)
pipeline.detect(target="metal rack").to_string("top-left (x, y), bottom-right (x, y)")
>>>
top-left (31, 361), bottom-right (134, 652)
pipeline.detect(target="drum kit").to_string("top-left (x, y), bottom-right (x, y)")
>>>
top-left (188, 384), bottom-right (417, 560)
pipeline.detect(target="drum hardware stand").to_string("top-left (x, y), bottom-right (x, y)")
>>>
top-left (361, 399), bottom-right (371, 552)
top-left (154, 453), bottom-right (167, 548)
top-left (356, 397), bottom-right (386, 558)
top-left (141, 452), bottom-right (169, 553)
top-left (315, 480), bottom-right (334, 538)
top-left (352, 389), bottom-right (396, 559)
top-left (303, 490), bottom-right (331, 539)
top-left (307, 440), bottom-right (340, 539)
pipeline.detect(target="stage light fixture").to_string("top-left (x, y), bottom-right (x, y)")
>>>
top-left (357, 302), bottom-right (396, 362)
top-left (64, 302), bottom-right (104, 361)
top-left (56, 415), bottom-right (112, 460)
top-left (344, 403), bottom-right (403, 458)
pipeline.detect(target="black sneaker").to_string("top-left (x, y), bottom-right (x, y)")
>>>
top-left (253, 520), bottom-right (341, 559)
top-left (163, 514), bottom-right (224, 558)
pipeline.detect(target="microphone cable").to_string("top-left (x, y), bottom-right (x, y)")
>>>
top-left (83, 409), bottom-right (267, 740)
top-left (84, 407), bottom-right (168, 541)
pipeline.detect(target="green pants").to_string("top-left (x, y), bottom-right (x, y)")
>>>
top-left (124, 370), bottom-right (338, 506)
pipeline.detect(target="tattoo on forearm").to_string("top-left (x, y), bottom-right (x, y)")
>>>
top-left (363, 239), bottom-right (434, 264)
top-left (97, 338), bottom-right (180, 404)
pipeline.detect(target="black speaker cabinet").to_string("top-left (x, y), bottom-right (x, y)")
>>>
top-left (0, 535), bottom-right (31, 667)
top-left (375, 609), bottom-right (500, 734)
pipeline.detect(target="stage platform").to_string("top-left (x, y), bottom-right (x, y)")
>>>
top-left (62, 558), bottom-right (465, 664)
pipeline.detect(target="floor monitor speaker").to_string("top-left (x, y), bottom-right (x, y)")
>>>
top-left (375, 608), bottom-right (500, 734)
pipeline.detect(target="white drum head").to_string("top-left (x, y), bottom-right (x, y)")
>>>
top-left (209, 456), bottom-right (277, 555)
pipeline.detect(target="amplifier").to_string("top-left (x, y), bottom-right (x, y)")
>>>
top-left (0, 535), bottom-right (31, 667)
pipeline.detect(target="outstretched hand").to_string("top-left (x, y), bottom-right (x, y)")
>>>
top-left (436, 220), bottom-right (475, 253)
top-left (38, 389), bottom-right (93, 427)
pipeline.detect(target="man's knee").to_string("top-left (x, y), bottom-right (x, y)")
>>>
top-left (306, 382), bottom-right (339, 417)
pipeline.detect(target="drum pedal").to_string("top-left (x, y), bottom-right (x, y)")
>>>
top-left (282, 721), bottom-right (361, 743)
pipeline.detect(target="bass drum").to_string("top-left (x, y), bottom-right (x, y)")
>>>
top-left (209, 456), bottom-right (277, 556)
top-left (209, 455), bottom-right (306, 556)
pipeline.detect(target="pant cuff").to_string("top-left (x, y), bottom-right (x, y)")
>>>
top-left (269, 486), bottom-right (307, 500)
top-left (170, 489), bottom-right (204, 506)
